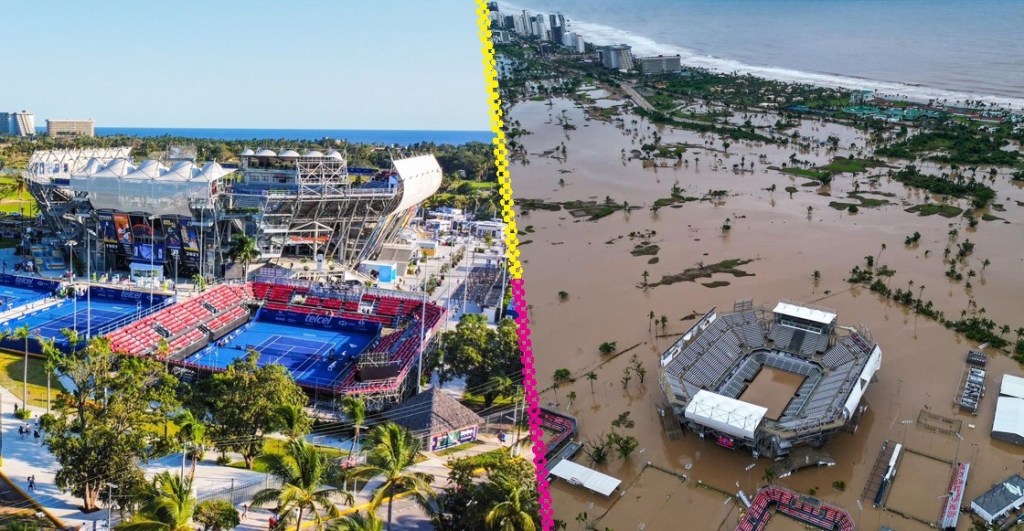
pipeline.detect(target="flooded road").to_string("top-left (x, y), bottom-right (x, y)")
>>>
top-left (508, 97), bottom-right (1024, 529)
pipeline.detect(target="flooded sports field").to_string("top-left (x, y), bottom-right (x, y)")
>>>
top-left (508, 95), bottom-right (1024, 530)
top-left (739, 366), bottom-right (805, 420)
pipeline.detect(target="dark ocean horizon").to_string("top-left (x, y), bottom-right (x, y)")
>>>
top-left (36, 127), bottom-right (494, 146)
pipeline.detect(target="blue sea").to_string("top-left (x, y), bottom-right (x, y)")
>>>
top-left (505, 0), bottom-right (1024, 109)
top-left (81, 127), bottom-right (493, 145)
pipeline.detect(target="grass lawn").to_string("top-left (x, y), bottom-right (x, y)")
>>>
top-left (461, 391), bottom-right (515, 409)
top-left (228, 438), bottom-right (348, 472)
top-left (0, 182), bottom-right (38, 215)
top-left (434, 440), bottom-right (484, 456)
top-left (450, 180), bottom-right (497, 191)
top-left (0, 350), bottom-right (51, 409)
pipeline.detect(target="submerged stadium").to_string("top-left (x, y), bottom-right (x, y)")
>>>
top-left (658, 299), bottom-right (882, 459)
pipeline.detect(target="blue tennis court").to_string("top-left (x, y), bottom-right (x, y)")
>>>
top-left (0, 284), bottom-right (53, 310)
top-left (185, 320), bottom-right (376, 388)
top-left (4, 299), bottom-right (144, 343)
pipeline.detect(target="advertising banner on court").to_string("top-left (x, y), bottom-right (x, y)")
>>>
top-left (258, 307), bottom-right (383, 336)
top-left (0, 273), bottom-right (61, 292)
top-left (113, 213), bottom-right (132, 254)
top-left (180, 218), bottom-right (200, 266)
top-left (97, 211), bottom-right (119, 253)
top-left (163, 218), bottom-right (182, 251)
top-left (89, 286), bottom-right (170, 304)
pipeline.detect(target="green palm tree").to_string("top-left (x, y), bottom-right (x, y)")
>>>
top-left (13, 325), bottom-right (31, 407)
top-left (38, 336), bottom-right (59, 413)
top-left (351, 423), bottom-right (435, 531)
top-left (117, 472), bottom-right (195, 531)
top-left (484, 472), bottom-right (537, 531)
top-left (251, 438), bottom-right (348, 531)
top-left (175, 410), bottom-right (207, 481)
top-left (229, 234), bottom-right (260, 280)
top-left (275, 403), bottom-right (312, 439)
top-left (327, 512), bottom-right (383, 531)
top-left (340, 396), bottom-right (366, 460)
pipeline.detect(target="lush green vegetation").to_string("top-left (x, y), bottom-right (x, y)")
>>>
top-left (890, 165), bottom-right (995, 207)
top-left (433, 315), bottom-right (521, 408)
top-left (876, 123), bottom-right (1020, 166)
top-left (905, 203), bottom-right (963, 217)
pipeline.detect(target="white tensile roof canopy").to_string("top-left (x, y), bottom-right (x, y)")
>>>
top-left (993, 396), bottom-right (1024, 443)
top-left (391, 155), bottom-right (443, 214)
top-left (549, 460), bottom-right (621, 496)
top-left (684, 390), bottom-right (767, 440)
top-left (773, 301), bottom-right (837, 326)
top-left (1001, 374), bottom-right (1024, 399)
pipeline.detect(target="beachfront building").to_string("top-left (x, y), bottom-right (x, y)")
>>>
top-left (383, 387), bottom-right (484, 451)
top-left (1, 110), bottom-right (35, 136)
top-left (46, 119), bottom-right (95, 137)
top-left (658, 299), bottom-right (882, 460)
top-left (639, 55), bottom-right (682, 75)
top-left (599, 45), bottom-right (634, 71)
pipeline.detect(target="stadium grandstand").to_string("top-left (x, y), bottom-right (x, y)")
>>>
top-left (104, 276), bottom-right (445, 411)
top-left (658, 299), bottom-right (882, 459)
top-left (23, 147), bottom-right (442, 282)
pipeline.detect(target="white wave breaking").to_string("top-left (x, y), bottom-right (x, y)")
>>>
top-left (503, 2), bottom-right (1024, 111)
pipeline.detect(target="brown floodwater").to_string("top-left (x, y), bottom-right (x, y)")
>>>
top-left (739, 367), bottom-right (805, 420)
top-left (508, 96), bottom-right (1024, 530)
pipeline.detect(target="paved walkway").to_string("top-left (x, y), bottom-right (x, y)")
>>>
top-left (0, 377), bottom-right (517, 531)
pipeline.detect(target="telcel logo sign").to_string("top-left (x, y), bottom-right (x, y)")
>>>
top-left (305, 314), bottom-right (333, 326)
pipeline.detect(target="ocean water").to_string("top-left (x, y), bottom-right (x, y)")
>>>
top-left (506, 0), bottom-right (1024, 108)
top-left (81, 127), bottom-right (493, 145)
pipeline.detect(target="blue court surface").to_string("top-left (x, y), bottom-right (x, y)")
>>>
top-left (0, 284), bottom-right (52, 310)
top-left (186, 320), bottom-right (375, 388)
top-left (3, 299), bottom-right (144, 342)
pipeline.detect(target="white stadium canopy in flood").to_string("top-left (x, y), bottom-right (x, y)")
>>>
top-left (992, 396), bottom-right (1024, 446)
top-left (684, 390), bottom-right (767, 440)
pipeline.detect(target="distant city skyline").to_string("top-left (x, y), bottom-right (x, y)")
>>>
top-left (1, 1), bottom-right (490, 131)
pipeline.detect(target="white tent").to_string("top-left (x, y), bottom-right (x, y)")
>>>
top-left (71, 158), bottom-right (235, 217)
top-left (773, 301), bottom-right (837, 326)
top-left (549, 460), bottom-right (621, 496)
top-left (1000, 374), bottom-right (1024, 399)
top-left (992, 396), bottom-right (1024, 446)
top-left (684, 390), bottom-right (767, 440)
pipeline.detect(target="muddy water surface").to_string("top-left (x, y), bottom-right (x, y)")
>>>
top-left (510, 97), bottom-right (1024, 530)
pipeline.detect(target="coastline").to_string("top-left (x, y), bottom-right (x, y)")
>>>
top-left (502, 1), bottom-right (1024, 111)
top-left (29, 127), bottom-right (495, 145)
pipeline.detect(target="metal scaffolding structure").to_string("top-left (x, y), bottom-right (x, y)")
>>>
top-left (24, 147), bottom-right (443, 280)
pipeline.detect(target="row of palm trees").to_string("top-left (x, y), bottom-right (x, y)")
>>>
top-left (0, 324), bottom-right (75, 413)
top-left (120, 422), bottom-right (429, 531)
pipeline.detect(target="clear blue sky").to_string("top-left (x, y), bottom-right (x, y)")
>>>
top-left (1, 1), bottom-right (490, 130)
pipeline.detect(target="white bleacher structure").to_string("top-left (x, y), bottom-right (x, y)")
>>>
top-left (658, 299), bottom-right (882, 459)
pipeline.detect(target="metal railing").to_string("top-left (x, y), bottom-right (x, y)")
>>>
top-left (96, 298), bottom-right (175, 336)
top-left (196, 476), bottom-right (276, 505)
